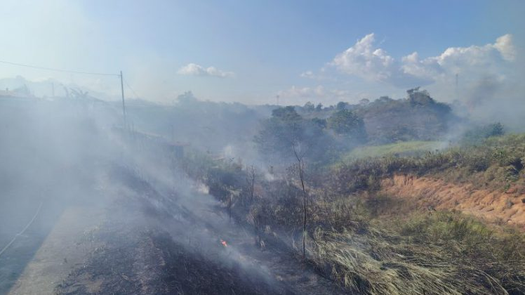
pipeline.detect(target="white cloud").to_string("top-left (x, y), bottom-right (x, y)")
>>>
top-left (177, 63), bottom-right (234, 78)
top-left (493, 34), bottom-right (516, 62)
top-left (300, 69), bottom-right (338, 82)
top-left (331, 33), bottom-right (395, 82)
top-left (300, 70), bottom-right (327, 80)
top-left (401, 34), bottom-right (516, 84)
top-left (329, 33), bottom-right (430, 87)
top-left (300, 70), bottom-right (316, 79)
top-left (325, 33), bottom-right (517, 89)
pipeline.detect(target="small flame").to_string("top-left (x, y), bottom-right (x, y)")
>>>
top-left (220, 239), bottom-right (228, 247)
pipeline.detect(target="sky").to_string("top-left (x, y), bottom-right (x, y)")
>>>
top-left (0, 0), bottom-right (523, 105)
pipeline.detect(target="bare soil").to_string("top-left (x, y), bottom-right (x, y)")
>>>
top-left (381, 174), bottom-right (525, 230)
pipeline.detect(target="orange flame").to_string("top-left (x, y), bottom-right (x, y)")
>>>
top-left (220, 239), bottom-right (228, 247)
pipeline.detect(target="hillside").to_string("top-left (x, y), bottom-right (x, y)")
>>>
top-left (381, 174), bottom-right (525, 228)
top-left (2, 94), bottom-right (524, 294)
top-left (185, 131), bottom-right (525, 294)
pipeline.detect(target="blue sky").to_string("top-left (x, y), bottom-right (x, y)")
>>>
top-left (0, 0), bottom-right (523, 105)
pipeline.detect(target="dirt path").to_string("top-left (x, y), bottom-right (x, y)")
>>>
top-left (381, 174), bottom-right (525, 230)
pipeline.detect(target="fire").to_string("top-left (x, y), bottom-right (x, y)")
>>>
top-left (220, 239), bottom-right (228, 247)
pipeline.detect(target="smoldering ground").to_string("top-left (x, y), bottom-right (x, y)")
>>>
top-left (0, 96), bottom-right (312, 294)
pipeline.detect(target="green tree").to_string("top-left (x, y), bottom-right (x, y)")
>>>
top-left (462, 122), bottom-right (505, 145)
top-left (272, 106), bottom-right (302, 121)
top-left (254, 106), bottom-right (334, 164)
top-left (311, 118), bottom-right (327, 129)
top-left (303, 101), bottom-right (315, 112)
top-left (327, 109), bottom-right (367, 142)
top-left (336, 101), bottom-right (349, 111)
top-left (255, 106), bottom-right (332, 258)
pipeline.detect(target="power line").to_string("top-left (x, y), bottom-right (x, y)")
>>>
top-left (0, 200), bottom-right (43, 258)
top-left (0, 60), bottom-right (119, 77)
top-left (124, 80), bottom-right (140, 99)
top-left (0, 59), bottom-right (133, 122)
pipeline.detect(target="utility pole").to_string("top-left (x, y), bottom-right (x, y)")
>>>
top-left (120, 70), bottom-right (127, 127)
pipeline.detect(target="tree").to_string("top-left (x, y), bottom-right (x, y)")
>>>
top-left (336, 101), bottom-right (349, 111)
top-left (327, 109), bottom-right (367, 142)
top-left (254, 107), bottom-right (303, 162)
top-left (255, 106), bottom-right (334, 258)
top-left (315, 103), bottom-right (323, 112)
top-left (376, 96), bottom-right (393, 104)
top-left (303, 101), bottom-right (315, 112)
top-left (292, 145), bottom-right (308, 258)
top-left (407, 88), bottom-right (434, 105)
top-left (359, 98), bottom-right (370, 106)
top-left (254, 106), bottom-right (332, 164)
top-left (311, 118), bottom-right (327, 129)
top-left (272, 106), bottom-right (302, 121)
top-left (246, 165), bottom-right (256, 206)
top-left (462, 122), bottom-right (505, 145)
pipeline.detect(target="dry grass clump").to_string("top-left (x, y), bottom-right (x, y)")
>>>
top-left (309, 211), bottom-right (525, 295)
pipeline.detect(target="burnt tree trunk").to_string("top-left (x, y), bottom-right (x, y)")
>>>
top-left (293, 147), bottom-right (308, 258)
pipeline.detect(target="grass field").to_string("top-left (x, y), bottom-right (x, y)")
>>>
top-left (341, 141), bottom-right (445, 162)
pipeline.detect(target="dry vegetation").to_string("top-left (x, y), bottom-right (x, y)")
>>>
top-left (310, 210), bottom-right (525, 294)
top-left (182, 134), bottom-right (525, 294)
top-left (331, 134), bottom-right (525, 194)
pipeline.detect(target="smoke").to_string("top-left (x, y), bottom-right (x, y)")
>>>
top-left (0, 43), bottom-right (523, 292)
top-left (457, 64), bottom-right (525, 131)
top-left (0, 93), bottom-right (290, 293)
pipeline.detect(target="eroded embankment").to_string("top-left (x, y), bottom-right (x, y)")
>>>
top-left (380, 174), bottom-right (525, 230)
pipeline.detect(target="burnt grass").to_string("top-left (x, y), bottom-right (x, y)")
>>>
top-left (55, 165), bottom-right (292, 295)
top-left (55, 220), bottom-right (290, 295)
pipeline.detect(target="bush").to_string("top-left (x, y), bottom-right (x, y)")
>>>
top-left (461, 122), bottom-right (505, 145)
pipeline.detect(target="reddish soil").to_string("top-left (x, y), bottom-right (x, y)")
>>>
top-left (380, 174), bottom-right (525, 230)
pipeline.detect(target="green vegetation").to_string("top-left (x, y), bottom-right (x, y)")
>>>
top-left (254, 106), bottom-right (335, 165)
top-left (255, 89), bottom-right (456, 166)
top-left (340, 141), bottom-right (443, 162)
top-left (461, 122), bottom-right (505, 145)
top-left (331, 134), bottom-right (525, 195)
top-left (356, 89), bottom-right (454, 144)
top-left (327, 109), bottom-right (367, 141)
